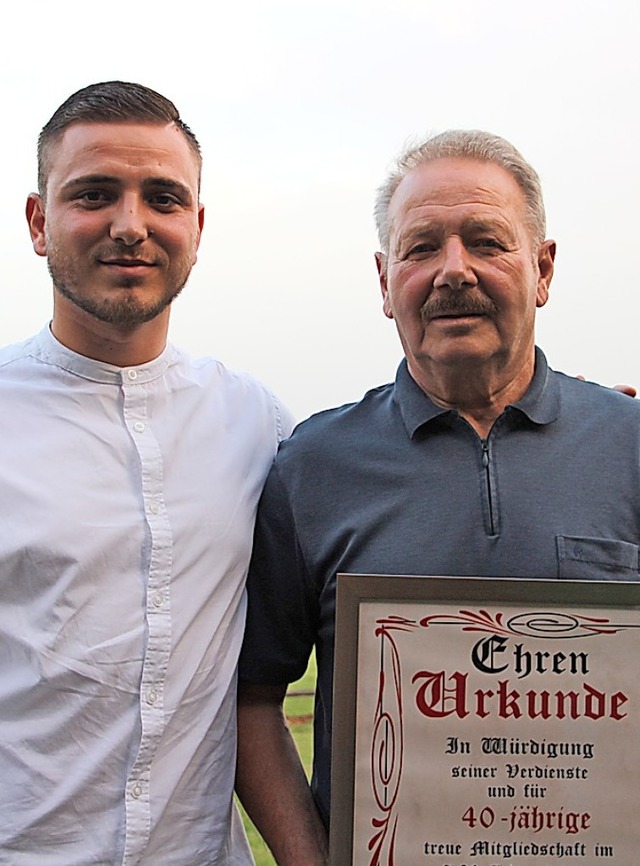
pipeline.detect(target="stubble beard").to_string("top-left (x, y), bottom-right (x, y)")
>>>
top-left (47, 254), bottom-right (189, 328)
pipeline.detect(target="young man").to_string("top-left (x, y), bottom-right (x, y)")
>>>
top-left (0, 81), bottom-right (293, 865)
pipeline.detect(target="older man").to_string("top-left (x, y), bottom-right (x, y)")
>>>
top-left (236, 130), bottom-right (640, 864)
top-left (0, 81), bottom-right (293, 865)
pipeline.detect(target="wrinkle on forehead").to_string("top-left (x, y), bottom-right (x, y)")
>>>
top-left (388, 158), bottom-right (529, 250)
top-left (400, 181), bottom-right (517, 213)
top-left (393, 178), bottom-right (525, 219)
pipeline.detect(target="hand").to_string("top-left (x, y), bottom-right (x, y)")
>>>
top-left (613, 384), bottom-right (637, 398)
top-left (576, 375), bottom-right (636, 398)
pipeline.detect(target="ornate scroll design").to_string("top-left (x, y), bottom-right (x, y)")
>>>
top-left (419, 609), bottom-right (638, 640)
top-left (367, 615), bottom-right (417, 865)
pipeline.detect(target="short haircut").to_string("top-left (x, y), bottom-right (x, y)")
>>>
top-left (374, 129), bottom-right (546, 253)
top-left (37, 80), bottom-right (202, 195)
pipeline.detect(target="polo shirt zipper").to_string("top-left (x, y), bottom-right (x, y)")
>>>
top-left (481, 438), bottom-right (496, 536)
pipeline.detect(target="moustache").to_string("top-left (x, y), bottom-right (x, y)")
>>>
top-left (421, 292), bottom-right (498, 322)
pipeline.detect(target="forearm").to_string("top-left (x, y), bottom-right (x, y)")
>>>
top-left (236, 683), bottom-right (329, 866)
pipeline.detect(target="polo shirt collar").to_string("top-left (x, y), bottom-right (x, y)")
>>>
top-left (394, 346), bottom-right (561, 438)
top-left (511, 347), bottom-right (561, 425)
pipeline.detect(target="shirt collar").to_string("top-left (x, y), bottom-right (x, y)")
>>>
top-left (33, 323), bottom-right (176, 385)
top-left (394, 346), bottom-right (561, 438)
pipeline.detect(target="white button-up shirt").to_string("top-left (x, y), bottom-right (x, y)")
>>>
top-left (0, 326), bottom-right (294, 865)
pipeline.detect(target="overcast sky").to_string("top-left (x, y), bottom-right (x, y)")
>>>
top-left (3, 0), bottom-right (638, 419)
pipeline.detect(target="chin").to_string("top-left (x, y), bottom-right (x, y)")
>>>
top-left (424, 342), bottom-right (498, 368)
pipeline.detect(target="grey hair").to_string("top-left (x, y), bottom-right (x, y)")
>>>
top-left (374, 129), bottom-right (546, 254)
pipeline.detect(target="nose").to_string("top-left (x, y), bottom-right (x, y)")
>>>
top-left (109, 195), bottom-right (149, 246)
top-left (433, 236), bottom-right (477, 291)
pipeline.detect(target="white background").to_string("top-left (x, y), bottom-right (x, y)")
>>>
top-left (2, 0), bottom-right (638, 419)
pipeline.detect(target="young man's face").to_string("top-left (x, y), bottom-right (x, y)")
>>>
top-left (27, 121), bottom-right (204, 331)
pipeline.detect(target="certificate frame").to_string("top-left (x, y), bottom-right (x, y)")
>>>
top-left (330, 574), bottom-right (640, 866)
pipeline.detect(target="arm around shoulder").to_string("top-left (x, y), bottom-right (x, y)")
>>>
top-left (236, 682), bottom-right (329, 866)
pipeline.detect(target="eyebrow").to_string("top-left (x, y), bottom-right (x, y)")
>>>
top-left (461, 217), bottom-right (512, 234)
top-left (61, 174), bottom-right (120, 192)
top-left (61, 174), bottom-right (194, 202)
top-left (144, 178), bottom-right (193, 199)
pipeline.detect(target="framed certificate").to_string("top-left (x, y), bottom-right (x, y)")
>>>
top-left (330, 575), bottom-right (640, 866)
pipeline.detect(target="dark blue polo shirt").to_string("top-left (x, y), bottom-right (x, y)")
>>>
top-left (239, 349), bottom-right (640, 827)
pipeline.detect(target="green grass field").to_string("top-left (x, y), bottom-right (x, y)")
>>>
top-left (238, 656), bottom-right (316, 865)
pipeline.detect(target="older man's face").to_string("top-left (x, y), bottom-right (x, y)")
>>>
top-left (376, 157), bottom-right (554, 389)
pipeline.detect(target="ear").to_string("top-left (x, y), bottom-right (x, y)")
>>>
top-left (535, 239), bottom-right (555, 308)
top-left (197, 202), bottom-right (205, 238)
top-left (375, 252), bottom-right (394, 319)
top-left (188, 203), bottom-right (205, 265)
top-left (26, 193), bottom-right (47, 257)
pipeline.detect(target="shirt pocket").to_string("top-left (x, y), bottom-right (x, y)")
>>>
top-left (556, 535), bottom-right (639, 580)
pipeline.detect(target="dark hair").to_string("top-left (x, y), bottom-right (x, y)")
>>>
top-left (38, 80), bottom-right (202, 194)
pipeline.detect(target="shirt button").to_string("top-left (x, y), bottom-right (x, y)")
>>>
top-left (131, 782), bottom-right (143, 799)
top-left (152, 592), bottom-right (164, 607)
top-left (147, 689), bottom-right (158, 705)
top-left (133, 421), bottom-right (145, 433)
top-left (149, 501), bottom-right (161, 515)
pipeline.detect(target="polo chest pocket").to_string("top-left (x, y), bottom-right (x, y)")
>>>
top-left (556, 535), bottom-right (640, 580)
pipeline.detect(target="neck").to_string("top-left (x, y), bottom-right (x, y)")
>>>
top-left (51, 296), bottom-right (170, 367)
top-left (409, 352), bottom-right (536, 439)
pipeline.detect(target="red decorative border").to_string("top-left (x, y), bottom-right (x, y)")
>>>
top-left (367, 617), bottom-right (417, 865)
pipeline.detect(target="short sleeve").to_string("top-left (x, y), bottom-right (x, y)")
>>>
top-left (239, 462), bottom-right (319, 686)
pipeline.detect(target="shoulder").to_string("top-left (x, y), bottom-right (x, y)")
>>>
top-left (0, 333), bottom-right (40, 371)
top-left (277, 380), bottom-right (395, 462)
top-left (553, 368), bottom-right (640, 417)
top-left (548, 368), bottom-right (640, 446)
top-left (169, 347), bottom-right (295, 440)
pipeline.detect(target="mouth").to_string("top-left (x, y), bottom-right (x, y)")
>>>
top-left (428, 311), bottom-right (487, 322)
top-left (98, 258), bottom-right (158, 279)
top-left (100, 259), bottom-right (155, 267)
